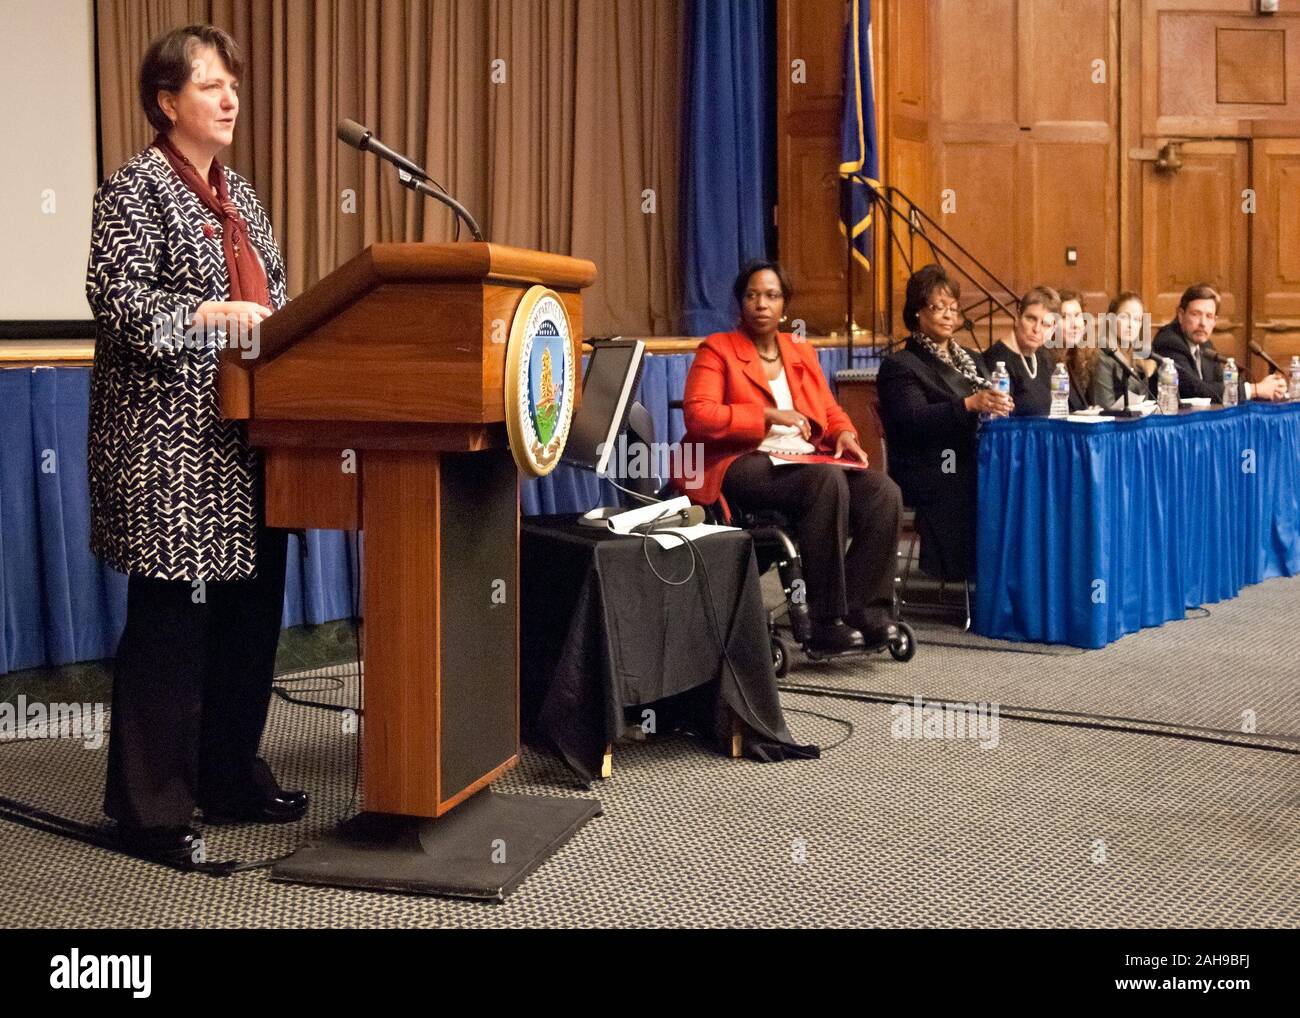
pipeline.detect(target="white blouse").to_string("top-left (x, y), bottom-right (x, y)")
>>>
top-left (758, 368), bottom-right (816, 455)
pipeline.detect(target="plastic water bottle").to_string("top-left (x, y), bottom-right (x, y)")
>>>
top-left (983, 361), bottom-right (1011, 422)
top-left (1049, 362), bottom-right (1070, 419)
top-left (1289, 356), bottom-right (1300, 400)
top-left (1157, 357), bottom-right (1179, 415)
top-left (1223, 357), bottom-right (1239, 408)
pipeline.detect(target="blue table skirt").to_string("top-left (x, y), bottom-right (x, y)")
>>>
top-left (0, 347), bottom-right (855, 675)
top-left (975, 403), bottom-right (1300, 648)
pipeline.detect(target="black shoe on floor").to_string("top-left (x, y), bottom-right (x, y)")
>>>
top-left (203, 789), bottom-right (309, 825)
top-left (845, 606), bottom-right (898, 647)
top-left (808, 619), bottom-right (866, 654)
top-left (116, 823), bottom-right (202, 865)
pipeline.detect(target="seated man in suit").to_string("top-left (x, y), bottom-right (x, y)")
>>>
top-left (877, 264), bottom-right (1011, 582)
top-left (1151, 283), bottom-right (1286, 403)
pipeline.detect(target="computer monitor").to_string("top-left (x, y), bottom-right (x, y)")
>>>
top-left (563, 338), bottom-right (646, 476)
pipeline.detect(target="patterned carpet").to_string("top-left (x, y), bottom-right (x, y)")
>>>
top-left (1, 576), bottom-right (1298, 928)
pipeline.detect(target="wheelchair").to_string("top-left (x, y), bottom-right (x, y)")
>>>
top-left (706, 502), bottom-right (917, 675)
top-left (627, 401), bottom-right (917, 676)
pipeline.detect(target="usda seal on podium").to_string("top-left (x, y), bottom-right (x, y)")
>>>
top-left (504, 285), bottom-right (577, 477)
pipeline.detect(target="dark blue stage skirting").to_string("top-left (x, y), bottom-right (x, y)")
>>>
top-left (0, 349), bottom-right (855, 675)
top-left (975, 402), bottom-right (1300, 648)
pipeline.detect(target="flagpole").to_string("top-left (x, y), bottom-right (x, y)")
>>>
top-left (843, 176), bottom-right (854, 368)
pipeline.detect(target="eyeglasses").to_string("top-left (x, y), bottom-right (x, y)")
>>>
top-left (744, 290), bottom-right (784, 303)
top-left (926, 303), bottom-right (961, 317)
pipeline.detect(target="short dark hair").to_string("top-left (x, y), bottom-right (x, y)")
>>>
top-left (140, 25), bottom-right (244, 134)
top-left (1178, 283), bottom-right (1220, 311)
top-left (733, 259), bottom-right (793, 308)
top-left (1019, 285), bottom-right (1061, 316)
top-left (1057, 288), bottom-right (1084, 310)
top-left (903, 264), bottom-right (961, 332)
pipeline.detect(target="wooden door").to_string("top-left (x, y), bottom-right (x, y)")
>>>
top-left (1252, 139), bottom-right (1300, 367)
top-left (1139, 139), bottom-right (1250, 365)
top-left (1127, 0), bottom-right (1300, 375)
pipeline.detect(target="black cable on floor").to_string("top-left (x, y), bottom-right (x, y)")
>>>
top-left (0, 793), bottom-right (241, 876)
top-left (775, 682), bottom-right (1300, 755)
top-left (272, 683), bottom-right (350, 712)
top-left (906, 636), bottom-right (1086, 657)
top-left (779, 706), bottom-right (854, 751)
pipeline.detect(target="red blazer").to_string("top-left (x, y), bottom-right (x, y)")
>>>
top-left (675, 330), bottom-right (858, 507)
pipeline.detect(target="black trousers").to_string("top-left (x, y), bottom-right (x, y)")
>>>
top-left (722, 453), bottom-right (903, 623)
top-left (104, 522), bottom-right (289, 828)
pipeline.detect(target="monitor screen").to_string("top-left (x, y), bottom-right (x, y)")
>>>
top-left (563, 340), bottom-right (646, 475)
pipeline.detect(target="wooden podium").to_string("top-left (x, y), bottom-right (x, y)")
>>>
top-left (222, 242), bottom-right (601, 899)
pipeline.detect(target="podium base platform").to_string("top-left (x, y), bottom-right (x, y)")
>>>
top-left (269, 790), bottom-right (602, 901)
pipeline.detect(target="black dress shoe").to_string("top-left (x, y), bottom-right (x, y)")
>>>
top-left (117, 823), bottom-right (202, 865)
top-left (808, 619), bottom-right (866, 653)
top-left (845, 606), bottom-right (898, 647)
top-left (203, 789), bottom-right (309, 825)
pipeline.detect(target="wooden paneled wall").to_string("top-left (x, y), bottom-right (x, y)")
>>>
top-left (892, 0), bottom-right (1120, 334)
top-left (775, 0), bottom-right (1299, 367)
top-left (1124, 0), bottom-right (1300, 367)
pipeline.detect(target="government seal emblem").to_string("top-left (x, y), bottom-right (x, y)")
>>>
top-left (504, 286), bottom-right (576, 477)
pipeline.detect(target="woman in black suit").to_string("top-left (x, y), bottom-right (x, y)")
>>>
top-left (1056, 289), bottom-right (1095, 412)
top-left (984, 286), bottom-right (1061, 416)
top-left (877, 265), bottom-right (1013, 582)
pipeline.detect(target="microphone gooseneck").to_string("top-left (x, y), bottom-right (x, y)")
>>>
top-left (1249, 340), bottom-right (1284, 376)
top-left (337, 118), bottom-right (484, 242)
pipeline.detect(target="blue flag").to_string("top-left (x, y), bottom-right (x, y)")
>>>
top-left (839, 0), bottom-right (879, 270)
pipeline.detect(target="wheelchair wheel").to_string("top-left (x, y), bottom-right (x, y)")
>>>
top-left (887, 622), bottom-right (917, 662)
top-left (771, 636), bottom-right (790, 677)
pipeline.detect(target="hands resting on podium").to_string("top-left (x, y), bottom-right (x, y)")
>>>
top-left (195, 300), bottom-right (275, 333)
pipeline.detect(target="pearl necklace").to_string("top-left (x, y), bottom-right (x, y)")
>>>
top-left (1018, 351), bottom-right (1038, 379)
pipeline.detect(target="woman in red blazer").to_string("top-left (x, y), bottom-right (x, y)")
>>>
top-left (676, 261), bottom-right (902, 652)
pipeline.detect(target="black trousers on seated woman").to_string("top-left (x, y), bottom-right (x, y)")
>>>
top-left (104, 521), bottom-right (289, 829)
top-left (722, 453), bottom-right (903, 623)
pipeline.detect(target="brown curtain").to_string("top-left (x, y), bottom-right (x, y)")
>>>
top-left (94, 0), bottom-right (683, 336)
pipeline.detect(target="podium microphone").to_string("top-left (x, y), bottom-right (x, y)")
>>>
top-left (1249, 340), bottom-right (1284, 376)
top-left (338, 118), bottom-right (484, 242)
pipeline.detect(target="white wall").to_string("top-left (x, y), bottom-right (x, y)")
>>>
top-left (0, 0), bottom-right (98, 322)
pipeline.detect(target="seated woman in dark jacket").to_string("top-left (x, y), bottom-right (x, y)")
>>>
top-left (984, 286), bottom-right (1061, 416)
top-left (1055, 288), bottom-right (1095, 412)
top-left (1091, 291), bottom-right (1157, 410)
top-left (877, 264), bottom-right (1012, 582)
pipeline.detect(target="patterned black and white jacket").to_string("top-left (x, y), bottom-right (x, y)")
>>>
top-left (85, 145), bottom-right (288, 582)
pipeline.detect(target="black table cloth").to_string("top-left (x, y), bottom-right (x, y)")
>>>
top-left (520, 515), bottom-right (818, 782)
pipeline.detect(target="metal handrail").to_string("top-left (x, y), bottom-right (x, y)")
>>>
top-left (841, 175), bottom-right (1024, 364)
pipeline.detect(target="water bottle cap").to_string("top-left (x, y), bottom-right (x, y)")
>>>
top-left (996, 360), bottom-right (1006, 369)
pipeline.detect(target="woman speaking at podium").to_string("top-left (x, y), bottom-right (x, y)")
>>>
top-left (85, 25), bottom-right (306, 863)
top-left (677, 261), bottom-right (904, 654)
